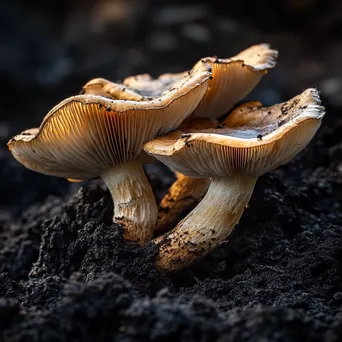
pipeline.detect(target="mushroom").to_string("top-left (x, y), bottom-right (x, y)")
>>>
top-left (7, 60), bottom-right (212, 245)
top-left (143, 88), bottom-right (325, 271)
top-left (154, 43), bottom-right (279, 233)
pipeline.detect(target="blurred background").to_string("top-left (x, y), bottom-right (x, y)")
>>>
top-left (1, 0), bottom-right (341, 217)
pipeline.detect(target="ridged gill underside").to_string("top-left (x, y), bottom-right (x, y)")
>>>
top-left (144, 89), bottom-right (325, 178)
top-left (8, 66), bottom-right (210, 179)
top-left (191, 43), bottom-right (278, 118)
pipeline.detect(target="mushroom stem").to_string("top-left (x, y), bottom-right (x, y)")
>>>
top-left (154, 172), bottom-right (210, 236)
top-left (154, 175), bottom-right (257, 271)
top-left (101, 161), bottom-right (158, 245)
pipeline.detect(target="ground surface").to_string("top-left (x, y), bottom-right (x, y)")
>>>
top-left (1, 1), bottom-right (342, 341)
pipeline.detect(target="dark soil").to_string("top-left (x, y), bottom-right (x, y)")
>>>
top-left (1, 1), bottom-right (342, 341)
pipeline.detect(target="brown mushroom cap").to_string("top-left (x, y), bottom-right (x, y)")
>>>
top-left (143, 88), bottom-right (325, 178)
top-left (7, 60), bottom-right (212, 179)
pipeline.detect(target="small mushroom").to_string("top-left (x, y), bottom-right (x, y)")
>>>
top-left (144, 88), bottom-right (325, 271)
top-left (7, 60), bottom-right (212, 245)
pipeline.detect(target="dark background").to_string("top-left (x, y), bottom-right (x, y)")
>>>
top-left (1, 1), bottom-right (342, 341)
top-left (2, 0), bottom-right (342, 214)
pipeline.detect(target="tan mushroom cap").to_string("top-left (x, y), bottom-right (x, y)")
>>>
top-left (144, 88), bottom-right (325, 178)
top-left (7, 60), bottom-right (212, 180)
top-left (191, 43), bottom-right (278, 118)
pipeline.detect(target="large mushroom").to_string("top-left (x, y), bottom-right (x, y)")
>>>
top-left (143, 88), bottom-right (325, 271)
top-left (7, 60), bottom-right (212, 245)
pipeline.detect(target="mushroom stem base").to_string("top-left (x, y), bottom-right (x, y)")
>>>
top-left (154, 175), bottom-right (257, 271)
top-left (101, 162), bottom-right (158, 245)
top-left (154, 172), bottom-right (210, 236)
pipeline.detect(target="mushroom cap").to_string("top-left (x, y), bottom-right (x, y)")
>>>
top-left (122, 72), bottom-right (186, 97)
top-left (8, 60), bottom-right (212, 180)
top-left (143, 88), bottom-right (325, 178)
top-left (81, 78), bottom-right (145, 101)
top-left (82, 70), bottom-right (192, 100)
top-left (191, 43), bottom-right (278, 118)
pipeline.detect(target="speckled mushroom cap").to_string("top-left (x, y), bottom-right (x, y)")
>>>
top-left (82, 44), bottom-right (277, 119)
top-left (122, 72), bottom-right (187, 97)
top-left (143, 88), bottom-right (325, 178)
top-left (7, 60), bottom-right (212, 179)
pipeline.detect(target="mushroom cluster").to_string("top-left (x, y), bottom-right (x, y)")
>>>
top-left (7, 44), bottom-right (325, 272)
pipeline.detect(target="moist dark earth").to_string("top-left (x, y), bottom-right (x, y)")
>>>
top-left (1, 0), bottom-right (342, 341)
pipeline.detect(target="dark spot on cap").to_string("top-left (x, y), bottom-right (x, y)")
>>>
top-left (257, 134), bottom-right (263, 141)
top-left (278, 119), bottom-right (286, 127)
